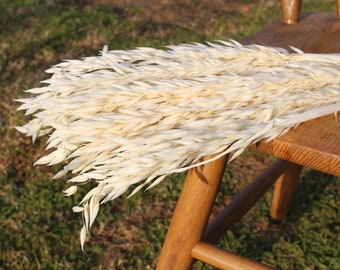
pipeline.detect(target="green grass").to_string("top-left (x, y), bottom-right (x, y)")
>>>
top-left (0, 0), bottom-right (339, 269)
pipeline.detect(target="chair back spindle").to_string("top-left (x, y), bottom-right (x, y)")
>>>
top-left (282, 0), bottom-right (340, 24)
top-left (282, 0), bottom-right (302, 24)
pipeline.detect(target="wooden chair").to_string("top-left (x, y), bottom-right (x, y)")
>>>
top-left (156, 1), bottom-right (340, 269)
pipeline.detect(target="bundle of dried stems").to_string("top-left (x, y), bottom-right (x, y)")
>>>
top-left (17, 41), bottom-right (340, 248)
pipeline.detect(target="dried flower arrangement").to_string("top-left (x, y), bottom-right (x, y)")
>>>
top-left (17, 41), bottom-right (340, 248)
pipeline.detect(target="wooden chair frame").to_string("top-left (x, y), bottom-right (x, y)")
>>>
top-left (156, 1), bottom-right (340, 269)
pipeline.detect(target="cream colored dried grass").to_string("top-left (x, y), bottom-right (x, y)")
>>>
top-left (17, 40), bottom-right (340, 248)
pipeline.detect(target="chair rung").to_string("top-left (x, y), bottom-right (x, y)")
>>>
top-left (192, 242), bottom-right (275, 270)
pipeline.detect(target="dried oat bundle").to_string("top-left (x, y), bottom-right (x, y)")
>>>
top-left (17, 41), bottom-right (340, 248)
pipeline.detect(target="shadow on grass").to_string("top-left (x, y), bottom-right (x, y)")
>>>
top-left (207, 169), bottom-right (339, 270)
top-left (286, 169), bottom-right (338, 220)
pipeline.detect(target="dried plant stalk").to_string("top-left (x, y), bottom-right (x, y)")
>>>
top-left (17, 41), bottom-right (340, 248)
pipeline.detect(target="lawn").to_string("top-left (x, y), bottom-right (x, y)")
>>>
top-left (0, 0), bottom-right (339, 269)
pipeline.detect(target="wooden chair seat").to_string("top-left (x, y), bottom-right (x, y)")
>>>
top-left (157, 1), bottom-right (339, 269)
top-left (243, 11), bottom-right (340, 177)
top-left (251, 114), bottom-right (339, 176)
top-left (242, 12), bottom-right (340, 54)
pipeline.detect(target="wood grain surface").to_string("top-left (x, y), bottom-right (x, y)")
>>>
top-left (243, 13), bottom-right (340, 176)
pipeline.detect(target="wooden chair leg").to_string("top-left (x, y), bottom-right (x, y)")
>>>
top-left (156, 154), bottom-right (228, 270)
top-left (270, 162), bottom-right (303, 220)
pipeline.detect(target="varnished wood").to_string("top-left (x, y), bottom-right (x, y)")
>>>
top-left (192, 242), bottom-right (275, 270)
top-left (156, 154), bottom-right (228, 269)
top-left (250, 114), bottom-right (340, 176)
top-left (242, 12), bottom-right (340, 53)
top-left (203, 159), bottom-right (290, 244)
top-left (338, 0), bottom-right (340, 16)
top-left (282, 0), bottom-right (302, 24)
top-left (270, 163), bottom-right (303, 220)
top-left (243, 13), bottom-right (340, 176)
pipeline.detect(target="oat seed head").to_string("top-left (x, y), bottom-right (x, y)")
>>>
top-left (17, 40), bottom-right (340, 248)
